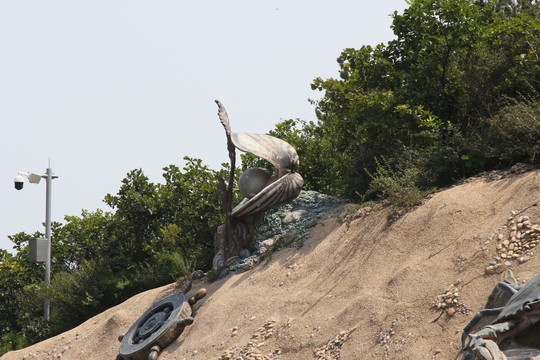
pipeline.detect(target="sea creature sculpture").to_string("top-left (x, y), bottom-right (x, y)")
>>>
top-left (459, 270), bottom-right (540, 360)
top-left (215, 100), bottom-right (303, 218)
top-left (117, 282), bottom-right (207, 360)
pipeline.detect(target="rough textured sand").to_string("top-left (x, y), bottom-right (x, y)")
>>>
top-left (3, 168), bottom-right (540, 360)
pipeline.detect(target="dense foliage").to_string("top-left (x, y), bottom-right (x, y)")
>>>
top-left (2, 0), bottom-right (539, 354)
top-left (274, 0), bottom-right (540, 200)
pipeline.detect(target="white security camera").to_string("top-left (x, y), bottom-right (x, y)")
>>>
top-left (14, 174), bottom-right (24, 190)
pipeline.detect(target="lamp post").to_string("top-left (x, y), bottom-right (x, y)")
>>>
top-left (14, 166), bottom-right (58, 321)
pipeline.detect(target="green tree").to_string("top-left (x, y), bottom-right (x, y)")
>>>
top-left (293, 0), bottom-right (540, 200)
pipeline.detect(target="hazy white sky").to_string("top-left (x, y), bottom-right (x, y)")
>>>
top-left (1, 1), bottom-right (407, 253)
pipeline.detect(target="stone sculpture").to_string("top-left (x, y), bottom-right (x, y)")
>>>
top-left (213, 100), bottom-right (303, 274)
top-left (117, 282), bottom-right (206, 360)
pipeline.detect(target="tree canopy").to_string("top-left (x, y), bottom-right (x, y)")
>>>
top-left (277, 0), bottom-right (540, 199)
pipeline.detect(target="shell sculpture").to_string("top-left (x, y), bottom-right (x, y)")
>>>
top-left (216, 100), bottom-right (304, 218)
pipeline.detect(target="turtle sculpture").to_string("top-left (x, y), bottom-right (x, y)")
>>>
top-left (117, 285), bottom-right (207, 360)
top-left (459, 270), bottom-right (540, 360)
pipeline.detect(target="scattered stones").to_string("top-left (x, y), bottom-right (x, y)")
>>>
top-left (432, 281), bottom-right (461, 311)
top-left (432, 281), bottom-right (471, 316)
top-left (219, 320), bottom-right (280, 360)
top-left (486, 212), bottom-right (539, 273)
top-left (314, 328), bottom-right (356, 360)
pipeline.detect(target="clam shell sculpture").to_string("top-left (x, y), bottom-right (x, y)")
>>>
top-left (216, 100), bottom-right (303, 218)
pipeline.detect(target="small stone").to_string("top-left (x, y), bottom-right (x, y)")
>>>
top-left (239, 249), bottom-right (251, 258)
top-left (219, 268), bottom-right (230, 279)
top-left (258, 238), bottom-right (275, 255)
top-left (191, 270), bottom-right (205, 280)
top-left (447, 308), bottom-right (456, 316)
top-left (283, 210), bottom-right (307, 224)
top-left (502, 240), bottom-right (510, 247)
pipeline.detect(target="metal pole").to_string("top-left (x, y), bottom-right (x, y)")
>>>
top-left (44, 167), bottom-right (52, 322)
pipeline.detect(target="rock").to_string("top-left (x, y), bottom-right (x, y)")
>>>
top-left (191, 270), bottom-right (205, 280)
top-left (239, 249), bottom-right (251, 258)
top-left (258, 238), bottom-right (275, 255)
top-left (218, 268), bottom-right (230, 279)
top-left (283, 210), bottom-right (307, 224)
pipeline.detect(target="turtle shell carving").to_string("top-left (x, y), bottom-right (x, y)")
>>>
top-left (118, 288), bottom-right (206, 360)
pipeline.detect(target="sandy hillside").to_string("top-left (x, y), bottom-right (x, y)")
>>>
top-left (3, 167), bottom-right (540, 360)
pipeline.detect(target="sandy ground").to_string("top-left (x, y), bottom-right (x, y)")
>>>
top-left (3, 168), bottom-right (540, 360)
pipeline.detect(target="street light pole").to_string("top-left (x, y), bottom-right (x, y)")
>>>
top-left (44, 167), bottom-right (53, 321)
top-left (14, 166), bottom-right (58, 322)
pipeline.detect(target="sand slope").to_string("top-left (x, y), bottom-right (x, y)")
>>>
top-left (3, 168), bottom-right (540, 360)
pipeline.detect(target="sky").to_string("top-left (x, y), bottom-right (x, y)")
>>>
top-left (0, 0), bottom-right (408, 254)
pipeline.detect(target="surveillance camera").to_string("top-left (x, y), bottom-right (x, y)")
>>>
top-left (14, 175), bottom-right (24, 190)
